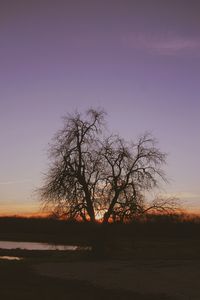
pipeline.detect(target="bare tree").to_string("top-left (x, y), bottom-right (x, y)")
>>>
top-left (39, 108), bottom-right (178, 223)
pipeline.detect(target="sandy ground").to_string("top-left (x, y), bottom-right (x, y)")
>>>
top-left (34, 259), bottom-right (200, 299)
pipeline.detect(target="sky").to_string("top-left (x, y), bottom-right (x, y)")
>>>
top-left (0, 0), bottom-right (200, 215)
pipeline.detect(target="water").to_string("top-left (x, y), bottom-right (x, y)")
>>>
top-left (0, 256), bottom-right (22, 261)
top-left (0, 241), bottom-right (91, 251)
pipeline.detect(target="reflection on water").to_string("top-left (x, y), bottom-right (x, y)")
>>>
top-left (0, 256), bottom-right (22, 260)
top-left (0, 241), bottom-right (91, 251)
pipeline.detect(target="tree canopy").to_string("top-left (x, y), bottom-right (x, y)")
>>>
top-left (39, 108), bottom-right (178, 223)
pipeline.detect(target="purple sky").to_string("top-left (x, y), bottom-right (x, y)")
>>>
top-left (0, 0), bottom-right (200, 215)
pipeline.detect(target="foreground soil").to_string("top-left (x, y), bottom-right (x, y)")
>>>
top-left (1, 217), bottom-right (200, 299)
top-left (35, 258), bottom-right (200, 300)
top-left (0, 260), bottom-right (170, 300)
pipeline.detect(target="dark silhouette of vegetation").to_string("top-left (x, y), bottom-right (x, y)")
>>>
top-left (39, 108), bottom-right (178, 223)
top-left (0, 215), bottom-right (200, 259)
top-left (0, 214), bottom-right (199, 243)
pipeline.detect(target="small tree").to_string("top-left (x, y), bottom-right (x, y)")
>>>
top-left (39, 108), bottom-right (178, 223)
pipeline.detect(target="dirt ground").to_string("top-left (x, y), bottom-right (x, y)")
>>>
top-left (34, 259), bottom-right (200, 300)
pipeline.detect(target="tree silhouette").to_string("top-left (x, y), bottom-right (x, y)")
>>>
top-left (39, 108), bottom-right (178, 223)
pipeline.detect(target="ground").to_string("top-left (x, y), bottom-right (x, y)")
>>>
top-left (0, 259), bottom-right (168, 300)
top-left (1, 236), bottom-right (200, 299)
top-left (35, 259), bottom-right (200, 299)
top-left (0, 217), bottom-right (200, 299)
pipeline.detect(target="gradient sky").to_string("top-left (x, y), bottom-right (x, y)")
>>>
top-left (0, 0), bottom-right (200, 215)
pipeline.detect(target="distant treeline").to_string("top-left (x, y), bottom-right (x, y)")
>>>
top-left (0, 214), bottom-right (199, 243)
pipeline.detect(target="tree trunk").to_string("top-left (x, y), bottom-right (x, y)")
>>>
top-left (103, 192), bottom-right (120, 223)
top-left (91, 223), bottom-right (109, 258)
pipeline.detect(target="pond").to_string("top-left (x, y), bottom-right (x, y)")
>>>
top-left (0, 241), bottom-right (86, 251)
top-left (0, 256), bottom-right (22, 261)
top-left (0, 241), bottom-right (91, 260)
